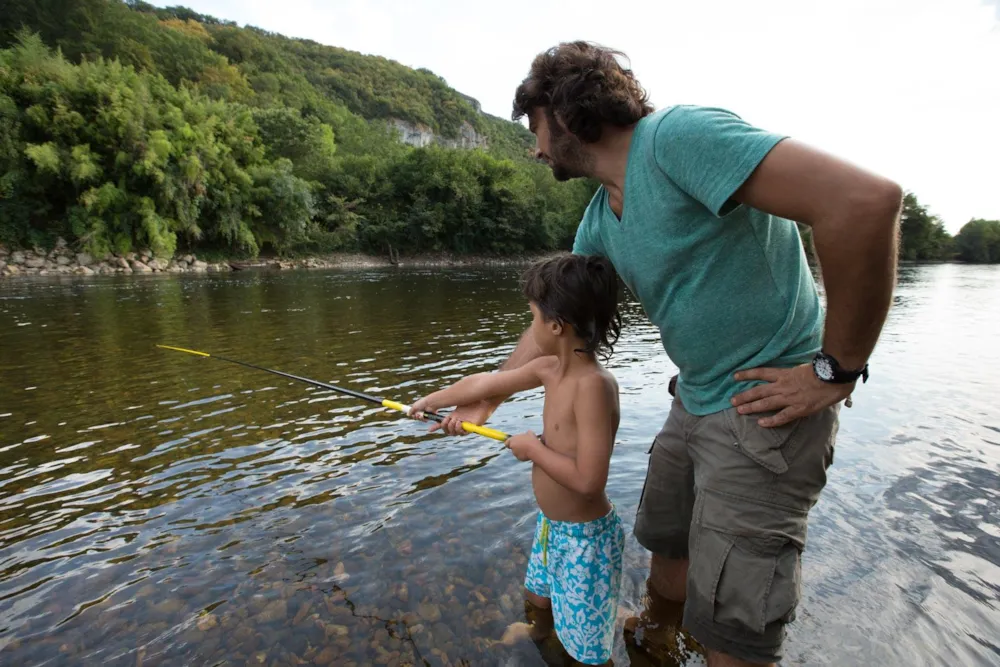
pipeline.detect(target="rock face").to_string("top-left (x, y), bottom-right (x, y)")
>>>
top-left (389, 119), bottom-right (488, 150)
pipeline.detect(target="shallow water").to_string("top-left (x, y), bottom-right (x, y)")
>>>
top-left (0, 264), bottom-right (998, 666)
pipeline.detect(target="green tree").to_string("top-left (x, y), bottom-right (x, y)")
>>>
top-left (0, 3), bottom-right (599, 260)
top-left (252, 107), bottom-right (337, 182)
top-left (954, 219), bottom-right (1000, 264)
top-left (899, 192), bottom-right (953, 261)
top-left (0, 33), bottom-right (313, 257)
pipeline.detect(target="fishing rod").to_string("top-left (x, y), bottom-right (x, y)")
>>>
top-left (156, 345), bottom-right (509, 442)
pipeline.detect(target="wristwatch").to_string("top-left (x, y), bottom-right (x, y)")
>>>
top-left (812, 351), bottom-right (869, 384)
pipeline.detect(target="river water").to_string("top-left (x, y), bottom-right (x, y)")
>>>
top-left (0, 263), bottom-right (997, 666)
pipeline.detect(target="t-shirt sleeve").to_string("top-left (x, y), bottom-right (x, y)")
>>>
top-left (571, 221), bottom-right (603, 256)
top-left (653, 105), bottom-right (787, 217)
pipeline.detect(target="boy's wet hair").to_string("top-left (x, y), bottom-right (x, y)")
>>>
top-left (521, 253), bottom-right (623, 360)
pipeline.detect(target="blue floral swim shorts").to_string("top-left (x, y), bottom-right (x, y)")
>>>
top-left (524, 506), bottom-right (626, 664)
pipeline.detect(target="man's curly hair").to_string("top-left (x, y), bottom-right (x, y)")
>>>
top-left (512, 41), bottom-right (655, 143)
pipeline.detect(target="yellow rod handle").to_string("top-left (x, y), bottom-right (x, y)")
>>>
top-left (381, 400), bottom-right (509, 442)
top-left (458, 422), bottom-right (510, 442)
top-left (382, 399), bottom-right (409, 413)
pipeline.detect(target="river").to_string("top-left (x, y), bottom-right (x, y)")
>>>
top-left (1, 263), bottom-right (998, 666)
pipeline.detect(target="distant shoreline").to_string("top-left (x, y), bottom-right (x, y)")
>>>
top-left (0, 243), bottom-right (560, 280)
top-left (1, 243), bottom-right (987, 282)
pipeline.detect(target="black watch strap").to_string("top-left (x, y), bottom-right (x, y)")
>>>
top-left (813, 351), bottom-right (869, 384)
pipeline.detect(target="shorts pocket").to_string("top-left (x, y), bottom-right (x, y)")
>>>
top-left (689, 489), bottom-right (804, 636)
top-left (706, 532), bottom-right (800, 634)
top-left (724, 408), bottom-right (806, 475)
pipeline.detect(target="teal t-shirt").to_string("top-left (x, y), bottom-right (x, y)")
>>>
top-left (572, 105), bottom-right (823, 416)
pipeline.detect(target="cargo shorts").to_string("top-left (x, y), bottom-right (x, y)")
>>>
top-left (633, 377), bottom-right (840, 664)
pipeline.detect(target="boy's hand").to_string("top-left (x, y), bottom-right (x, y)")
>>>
top-left (408, 396), bottom-right (481, 438)
top-left (408, 396), bottom-right (434, 420)
top-left (506, 431), bottom-right (541, 462)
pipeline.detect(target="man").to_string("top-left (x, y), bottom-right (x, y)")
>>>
top-left (435, 42), bottom-right (902, 666)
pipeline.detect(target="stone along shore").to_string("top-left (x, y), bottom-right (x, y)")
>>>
top-left (0, 239), bottom-right (230, 278)
top-left (1, 239), bottom-right (556, 279)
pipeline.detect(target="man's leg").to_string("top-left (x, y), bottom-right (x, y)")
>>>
top-left (627, 398), bottom-right (705, 662)
top-left (649, 553), bottom-right (688, 602)
top-left (633, 398), bottom-right (696, 564)
top-left (682, 402), bottom-right (841, 666)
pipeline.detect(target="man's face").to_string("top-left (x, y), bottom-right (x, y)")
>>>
top-left (528, 108), bottom-right (592, 182)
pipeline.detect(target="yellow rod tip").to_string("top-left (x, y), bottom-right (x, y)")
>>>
top-left (156, 345), bottom-right (210, 357)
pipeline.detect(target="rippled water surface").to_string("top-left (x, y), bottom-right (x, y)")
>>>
top-left (1, 264), bottom-right (998, 666)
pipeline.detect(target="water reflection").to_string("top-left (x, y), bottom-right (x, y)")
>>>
top-left (1, 265), bottom-right (998, 665)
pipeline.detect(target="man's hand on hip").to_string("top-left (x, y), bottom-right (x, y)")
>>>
top-left (730, 364), bottom-right (852, 428)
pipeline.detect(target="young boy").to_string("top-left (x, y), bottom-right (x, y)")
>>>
top-left (408, 253), bottom-right (626, 665)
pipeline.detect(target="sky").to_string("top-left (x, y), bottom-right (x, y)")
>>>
top-left (179, 0), bottom-right (999, 232)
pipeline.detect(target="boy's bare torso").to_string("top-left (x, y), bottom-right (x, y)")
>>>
top-left (534, 360), bottom-right (620, 523)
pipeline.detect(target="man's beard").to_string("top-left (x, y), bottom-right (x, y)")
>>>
top-left (548, 126), bottom-right (593, 181)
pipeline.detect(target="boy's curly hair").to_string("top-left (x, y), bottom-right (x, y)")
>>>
top-left (512, 41), bottom-right (655, 143)
top-left (521, 253), bottom-right (623, 361)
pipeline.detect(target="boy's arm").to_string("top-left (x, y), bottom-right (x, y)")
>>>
top-left (430, 329), bottom-right (545, 435)
top-left (517, 376), bottom-right (615, 498)
top-left (411, 356), bottom-right (551, 417)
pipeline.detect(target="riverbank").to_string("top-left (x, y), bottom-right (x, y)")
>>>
top-left (0, 241), bottom-right (555, 279)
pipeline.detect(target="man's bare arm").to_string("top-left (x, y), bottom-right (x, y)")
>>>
top-left (410, 357), bottom-right (551, 416)
top-left (733, 137), bottom-right (902, 369)
top-left (431, 328), bottom-right (545, 435)
top-left (729, 138), bottom-right (902, 426)
top-left (483, 328), bottom-right (546, 410)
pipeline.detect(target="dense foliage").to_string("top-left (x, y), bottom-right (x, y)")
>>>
top-left (0, 0), bottom-right (590, 258)
top-left (954, 219), bottom-right (1000, 264)
top-left (0, 1), bottom-right (995, 264)
top-left (894, 193), bottom-right (999, 264)
top-left (898, 192), bottom-right (953, 261)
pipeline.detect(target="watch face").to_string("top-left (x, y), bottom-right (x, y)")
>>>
top-left (814, 356), bottom-right (834, 381)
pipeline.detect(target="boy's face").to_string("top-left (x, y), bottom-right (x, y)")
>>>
top-left (528, 301), bottom-right (561, 353)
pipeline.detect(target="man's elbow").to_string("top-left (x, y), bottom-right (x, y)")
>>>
top-left (853, 177), bottom-right (903, 228)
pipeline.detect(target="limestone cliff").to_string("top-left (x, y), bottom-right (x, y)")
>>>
top-left (389, 118), bottom-right (489, 150)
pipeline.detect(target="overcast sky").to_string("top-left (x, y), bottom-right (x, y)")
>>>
top-left (178, 0), bottom-right (999, 232)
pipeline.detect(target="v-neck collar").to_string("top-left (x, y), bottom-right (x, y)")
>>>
top-left (600, 118), bottom-right (644, 226)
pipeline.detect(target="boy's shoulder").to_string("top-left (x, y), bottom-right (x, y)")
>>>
top-left (570, 367), bottom-right (620, 434)
top-left (576, 366), bottom-right (619, 403)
